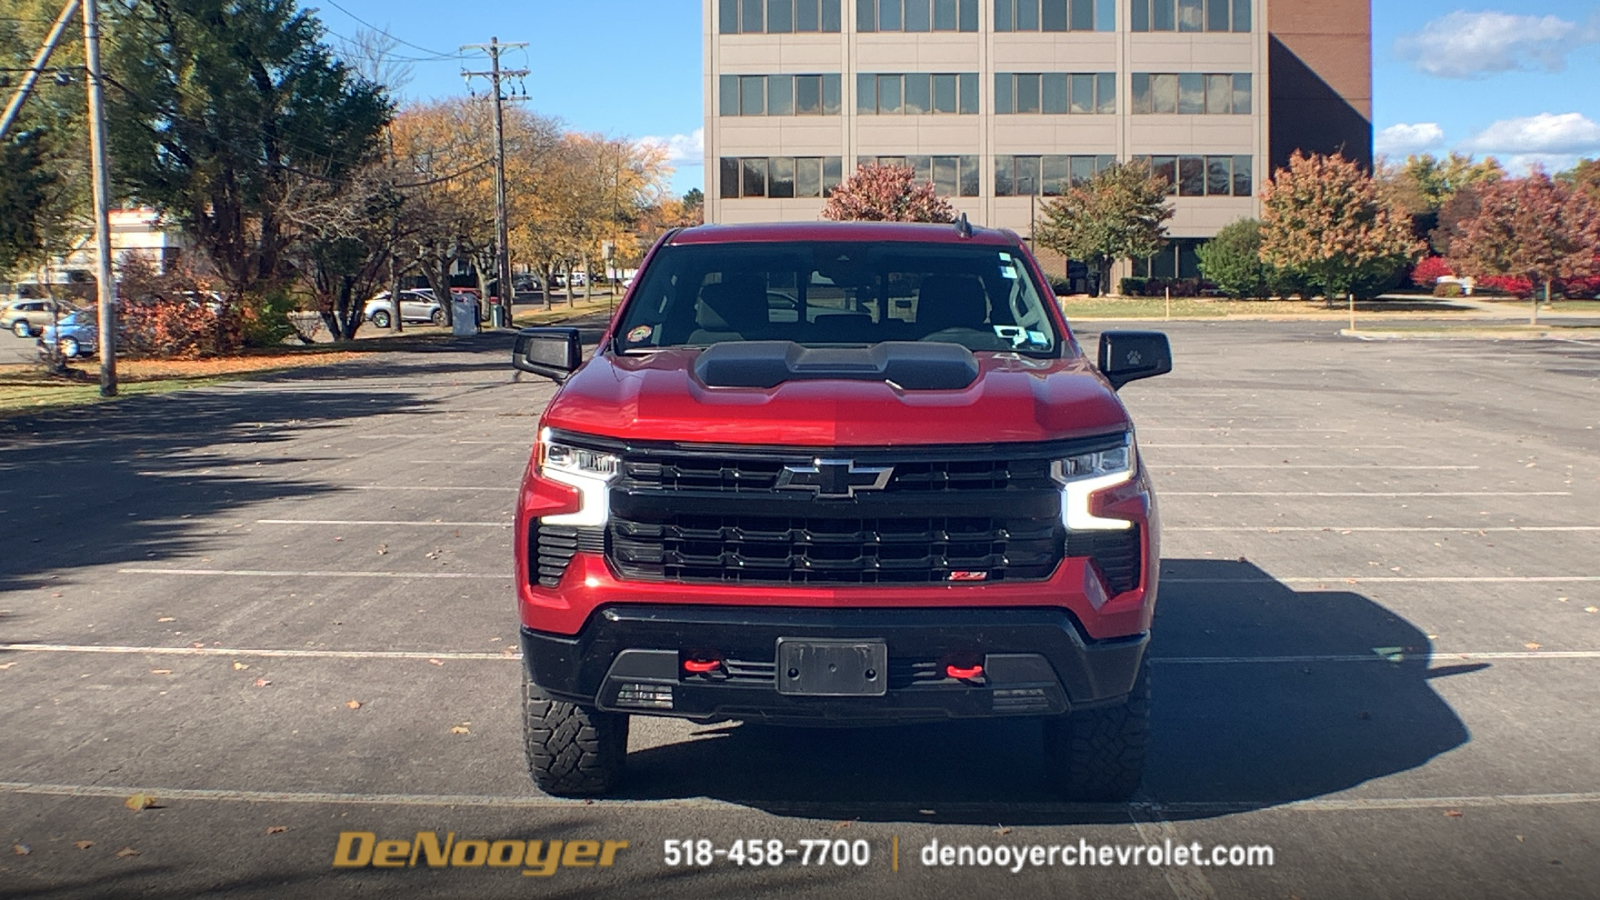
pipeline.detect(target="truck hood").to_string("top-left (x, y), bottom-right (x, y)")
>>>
top-left (539, 347), bottom-right (1131, 446)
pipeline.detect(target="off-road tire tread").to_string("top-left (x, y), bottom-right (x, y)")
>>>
top-left (522, 671), bottom-right (626, 796)
top-left (1045, 660), bottom-right (1150, 801)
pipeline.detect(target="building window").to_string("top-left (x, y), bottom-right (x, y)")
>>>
top-left (720, 157), bottom-right (845, 199)
top-left (1131, 73), bottom-right (1251, 114)
top-left (858, 73), bottom-right (979, 114)
top-left (720, 0), bottom-right (843, 33)
top-left (994, 0), bottom-right (1114, 32)
top-left (1132, 154), bottom-right (1253, 197)
top-left (995, 73), bottom-right (1115, 114)
top-left (859, 0), bottom-right (979, 32)
top-left (719, 74), bottom-right (843, 116)
top-left (1131, 0), bottom-right (1249, 32)
top-left (855, 155), bottom-right (982, 196)
top-left (994, 154), bottom-right (1118, 196)
top-left (1131, 239), bottom-right (1204, 279)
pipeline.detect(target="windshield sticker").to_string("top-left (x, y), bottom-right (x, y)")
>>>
top-left (626, 325), bottom-right (653, 343)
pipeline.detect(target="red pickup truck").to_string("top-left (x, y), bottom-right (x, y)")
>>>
top-left (511, 220), bottom-right (1171, 799)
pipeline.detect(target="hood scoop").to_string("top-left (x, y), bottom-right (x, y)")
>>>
top-left (693, 341), bottom-right (980, 391)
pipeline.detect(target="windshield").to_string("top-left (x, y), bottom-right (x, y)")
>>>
top-left (616, 241), bottom-right (1062, 355)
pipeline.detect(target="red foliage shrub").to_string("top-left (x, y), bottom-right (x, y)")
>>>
top-left (1478, 275), bottom-right (1534, 299)
top-left (1410, 256), bottom-right (1454, 289)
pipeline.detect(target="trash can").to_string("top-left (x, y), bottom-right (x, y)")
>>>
top-left (489, 296), bottom-right (508, 328)
top-left (451, 296), bottom-right (478, 336)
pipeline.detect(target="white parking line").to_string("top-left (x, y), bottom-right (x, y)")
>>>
top-left (2, 780), bottom-right (1597, 816)
top-left (1155, 465), bottom-right (1480, 470)
top-left (1143, 444), bottom-right (1412, 449)
top-left (345, 485), bottom-right (518, 492)
top-left (1165, 526), bottom-right (1600, 532)
top-left (3, 644), bottom-right (1596, 665)
top-left (1167, 575), bottom-right (1600, 584)
top-left (116, 567), bottom-right (507, 579)
top-left (1160, 491), bottom-right (1570, 497)
top-left (255, 519), bottom-right (510, 527)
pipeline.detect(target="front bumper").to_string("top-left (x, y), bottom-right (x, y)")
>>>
top-left (521, 604), bottom-right (1147, 725)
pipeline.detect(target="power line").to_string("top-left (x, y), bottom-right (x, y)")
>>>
top-left (318, 0), bottom-right (456, 60)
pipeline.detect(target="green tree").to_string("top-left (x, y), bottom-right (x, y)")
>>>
top-left (0, 130), bottom-right (59, 275)
top-left (1196, 218), bottom-right (1278, 298)
top-left (1034, 161), bottom-right (1172, 295)
top-left (1449, 169), bottom-right (1600, 324)
top-left (1260, 152), bottom-right (1422, 301)
top-left (1559, 158), bottom-right (1600, 204)
top-left (106, 0), bottom-right (391, 309)
top-left (1381, 152), bottom-right (1504, 217)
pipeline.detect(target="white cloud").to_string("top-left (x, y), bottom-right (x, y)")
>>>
top-left (1394, 11), bottom-right (1598, 79)
top-left (1375, 122), bottom-right (1446, 157)
top-left (639, 128), bottom-right (704, 166)
top-left (1458, 112), bottom-right (1600, 174)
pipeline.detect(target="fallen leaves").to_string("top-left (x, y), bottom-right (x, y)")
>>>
top-left (254, 678), bottom-right (272, 688)
top-left (1525, 643), bottom-right (1542, 651)
top-left (1444, 810), bottom-right (1463, 818)
top-left (74, 840), bottom-right (94, 850)
top-left (266, 826), bottom-right (288, 835)
top-left (12, 843), bottom-right (30, 856)
top-left (450, 724), bottom-right (470, 734)
top-left (157, 617), bottom-right (175, 623)
top-left (149, 669), bottom-right (172, 676)
top-left (115, 847), bottom-right (140, 858)
top-left (1587, 607), bottom-right (1599, 614)
top-left (427, 658), bottom-right (444, 667)
top-left (125, 793), bottom-right (159, 811)
top-left (346, 700), bottom-right (361, 709)
top-left (232, 662), bottom-right (249, 671)
top-left (995, 825), bottom-right (1012, 836)
top-left (832, 819), bottom-right (856, 831)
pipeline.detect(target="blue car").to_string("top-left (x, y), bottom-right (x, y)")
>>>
top-left (38, 309), bottom-right (99, 358)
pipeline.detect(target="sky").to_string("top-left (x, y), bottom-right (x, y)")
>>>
top-left (317, 0), bottom-right (1600, 194)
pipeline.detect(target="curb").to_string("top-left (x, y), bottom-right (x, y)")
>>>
top-left (1340, 328), bottom-right (1600, 342)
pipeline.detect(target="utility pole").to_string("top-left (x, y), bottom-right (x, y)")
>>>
top-left (461, 37), bottom-right (527, 330)
top-left (0, 0), bottom-right (81, 140)
top-left (83, 0), bottom-right (117, 396)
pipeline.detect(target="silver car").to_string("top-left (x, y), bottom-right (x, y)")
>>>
top-left (3, 299), bottom-right (76, 338)
top-left (363, 289), bottom-right (443, 328)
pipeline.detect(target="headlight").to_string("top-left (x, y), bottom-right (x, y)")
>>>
top-left (536, 428), bottom-right (619, 527)
top-left (1052, 435), bottom-right (1136, 531)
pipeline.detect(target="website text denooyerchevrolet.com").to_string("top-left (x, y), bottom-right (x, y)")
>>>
top-left (919, 838), bottom-right (1275, 872)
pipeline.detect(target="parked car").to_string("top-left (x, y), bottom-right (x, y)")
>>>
top-left (37, 308), bottom-right (98, 358)
top-left (507, 220), bottom-right (1172, 798)
top-left (3, 299), bottom-right (75, 338)
top-left (363, 289), bottom-right (443, 328)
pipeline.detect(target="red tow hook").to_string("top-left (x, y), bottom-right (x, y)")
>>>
top-left (946, 663), bottom-right (984, 680)
top-left (683, 658), bottom-right (722, 675)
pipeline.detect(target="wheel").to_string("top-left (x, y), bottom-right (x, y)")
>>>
top-left (1043, 658), bottom-right (1149, 801)
top-left (522, 666), bottom-right (627, 796)
top-left (430, 308), bottom-right (446, 327)
top-left (12, 320), bottom-right (31, 338)
top-left (59, 337), bottom-right (81, 358)
top-left (369, 309), bottom-right (391, 328)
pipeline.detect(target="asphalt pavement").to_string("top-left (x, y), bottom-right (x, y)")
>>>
top-left (1, 322), bottom-right (1598, 899)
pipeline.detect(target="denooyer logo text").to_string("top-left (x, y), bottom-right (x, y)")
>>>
top-left (333, 831), bottom-right (629, 876)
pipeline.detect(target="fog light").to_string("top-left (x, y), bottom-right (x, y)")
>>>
top-left (615, 683), bottom-right (673, 709)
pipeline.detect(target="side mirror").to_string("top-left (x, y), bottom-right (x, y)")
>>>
top-left (1098, 330), bottom-right (1172, 390)
top-left (512, 327), bottom-right (582, 383)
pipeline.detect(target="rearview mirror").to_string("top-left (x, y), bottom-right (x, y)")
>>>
top-left (512, 327), bottom-right (582, 383)
top-left (1097, 330), bottom-right (1172, 390)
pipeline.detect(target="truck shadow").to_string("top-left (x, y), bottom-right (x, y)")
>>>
top-left (618, 558), bottom-right (1473, 824)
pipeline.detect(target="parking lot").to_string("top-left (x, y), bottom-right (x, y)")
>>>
top-left (1, 321), bottom-right (1598, 899)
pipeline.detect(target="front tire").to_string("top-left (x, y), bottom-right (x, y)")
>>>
top-left (12, 320), bottom-right (32, 338)
top-left (430, 308), bottom-right (446, 327)
top-left (1043, 659), bottom-right (1149, 801)
top-left (369, 309), bottom-right (391, 328)
top-left (522, 667), bottom-right (627, 796)
top-left (59, 337), bottom-right (81, 358)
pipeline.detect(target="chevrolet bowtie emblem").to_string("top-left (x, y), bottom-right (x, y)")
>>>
top-left (776, 458), bottom-right (894, 498)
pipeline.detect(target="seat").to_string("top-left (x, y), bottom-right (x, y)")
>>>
top-left (916, 277), bottom-right (1009, 349)
top-left (687, 279), bottom-right (768, 344)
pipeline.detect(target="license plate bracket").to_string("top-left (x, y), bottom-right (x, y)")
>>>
top-left (775, 638), bottom-right (888, 697)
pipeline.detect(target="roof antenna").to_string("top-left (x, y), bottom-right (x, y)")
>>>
top-left (955, 212), bottom-right (972, 239)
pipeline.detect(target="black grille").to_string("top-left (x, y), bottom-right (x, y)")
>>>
top-left (1066, 528), bottom-right (1142, 596)
top-left (528, 523), bottom-right (606, 588)
top-left (618, 455), bottom-right (1056, 494)
top-left (610, 514), bottom-right (1060, 585)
